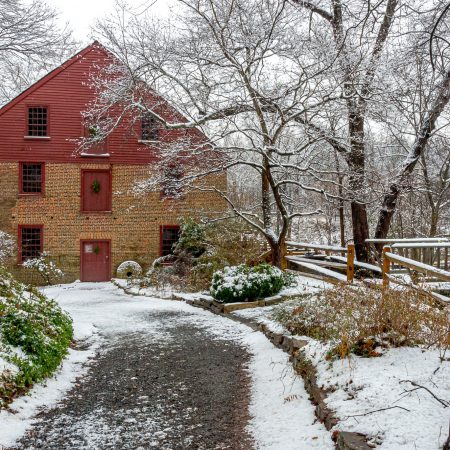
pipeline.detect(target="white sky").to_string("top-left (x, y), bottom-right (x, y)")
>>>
top-left (46, 0), bottom-right (174, 43)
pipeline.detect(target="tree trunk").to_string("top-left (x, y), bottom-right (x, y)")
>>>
top-left (375, 69), bottom-right (450, 242)
top-left (347, 111), bottom-right (370, 262)
top-left (270, 238), bottom-right (287, 269)
top-left (350, 201), bottom-right (370, 261)
top-left (334, 151), bottom-right (346, 248)
top-left (429, 207), bottom-right (439, 237)
top-left (338, 176), bottom-right (345, 247)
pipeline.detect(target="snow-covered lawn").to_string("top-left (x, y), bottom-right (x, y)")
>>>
top-left (0, 281), bottom-right (333, 449)
top-left (233, 302), bottom-right (450, 449)
top-left (309, 343), bottom-right (450, 449)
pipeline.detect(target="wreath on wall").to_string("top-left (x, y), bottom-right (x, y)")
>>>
top-left (88, 125), bottom-right (100, 137)
top-left (91, 180), bottom-right (101, 194)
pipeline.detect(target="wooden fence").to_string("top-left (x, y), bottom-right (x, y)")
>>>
top-left (367, 238), bottom-right (449, 269)
top-left (282, 238), bottom-right (450, 305)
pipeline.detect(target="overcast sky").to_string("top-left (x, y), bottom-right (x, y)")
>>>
top-left (46, 0), bottom-right (173, 43)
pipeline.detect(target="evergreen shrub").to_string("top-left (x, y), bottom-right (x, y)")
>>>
top-left (210, 263), bottom-right (292, 303)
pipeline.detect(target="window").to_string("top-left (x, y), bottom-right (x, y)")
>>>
top-left (27, 107), bottom-right (48, 136)
top-left (19, 225), bottom-right (43, 262)
top-left (160, 225), bottom-right (180, 256)
top-left (20, 163), bottom-right (44, 194)
top-left (141, 114), bottom-right (159, 141)
top-left (81, 123), bottom-right (108, 156)
top-left (87, 124), bottom-right (100, 138)
top-left (161, 164), bottom-right (183, 198)
top-left (81, 169), bottom-right (112, 212)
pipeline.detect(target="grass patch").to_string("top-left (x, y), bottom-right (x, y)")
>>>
top-left (0, 268), bottom-right (73, 407)
top-left (271, 284), bottom-right (449, 359)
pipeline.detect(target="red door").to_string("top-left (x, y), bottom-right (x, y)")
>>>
top-left (81, 170), bottom-right (112, 213)
top-left (80, 240), bottom-right (111, 282)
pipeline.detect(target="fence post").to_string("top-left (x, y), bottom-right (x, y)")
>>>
top-left (347, 243), bottom-right (355, 283)
top-left (383, 246), bottom-right (391, 289)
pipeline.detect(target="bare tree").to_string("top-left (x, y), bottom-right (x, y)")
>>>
top-left (288, 0), bottom-right (450, 258)
top-left (373, 1), bottom-right (450, 243)
top-left (86, 0), bottom-right (450, 265)
top-left (0, 0), bottom-right (75, 104)
top-left (87, 0), bottom-right (345, 267)
top-left (290, 0), bottom-right (400, 261)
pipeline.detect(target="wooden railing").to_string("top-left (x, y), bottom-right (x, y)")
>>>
top-left (367, 238), bottom-right (449, 269)
top-left (285, 241), bottom-right (351, 283)
top-left (282, 238), bottom-right (450, 304)
top-left (382, 244), bottom-right (450, 304)
top-left (285, 241), bottom-right (347, 255)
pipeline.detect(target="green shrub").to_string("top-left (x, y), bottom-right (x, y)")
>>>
top-left (174, 217), bottom-right (207, 258)
top-left (0, 268), bottom-right (73, 407)
top-left (210, 263), bottom-right (292, 303)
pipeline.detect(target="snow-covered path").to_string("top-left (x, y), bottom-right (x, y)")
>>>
top-left (0, 282), bottom-right (333, 450)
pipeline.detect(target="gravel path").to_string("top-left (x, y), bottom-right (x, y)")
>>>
top-left (14, 309), bottom-right (253, 450)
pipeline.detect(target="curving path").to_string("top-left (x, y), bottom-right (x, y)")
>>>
top-left (3, 283), bottom-right (333, 450)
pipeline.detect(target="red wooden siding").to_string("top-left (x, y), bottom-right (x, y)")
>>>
top-left (0, 42), bottom-right (207, 165)
top-left (81, 169), bottom-right (112, 212)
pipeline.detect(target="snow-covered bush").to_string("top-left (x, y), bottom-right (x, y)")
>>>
top-left (271, 285), bottom-right (449, 359)
top-left (210, 264), bottom-right (291, 303)
top-left (22, 252), bottom-right (64, 285)
top-left (0, 231), bottom-right (15, 265)
top-left (186, 218), bottom-right (267, 291)
top-left (116, 260), bottom-right (143, 279)
top-left (0, 268), bottom-right (73, 407)
top-left (144, 217), bottom-right (269, 293)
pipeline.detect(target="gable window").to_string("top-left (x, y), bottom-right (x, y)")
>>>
top-left (27, 106), bottom-right (48, 136)
top-left (19, 225), bottom-right (43, 262)
top-left (81, 169), bottom-right (112, 212)
top-left (141, 114), bottom-right (159, 141)
top-left (160, 225), bottom-right (180, 256)
top-left (81, 123), bottom-right (108, 157)
top-left (20, 162), bottom-right (44, 195)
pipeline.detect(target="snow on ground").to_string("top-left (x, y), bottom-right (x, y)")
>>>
top-left (114, 278), bottom-right (176, 299)
top-left (0, 281), bottom-right (333, 449)
top-left (0, 342), bottom-right (98, 447)
top-left (232, 287), bottom-right (450, 450)
top-left (114, 273), bottom-right (333, 300)
top-left (305, 341), bottom-right (450, 450)
top-left (232, 275), bottom-right (333, 331)
top-left (278, 274), bottom-right (334, 296)
top-left (244, 331), bottom-right (332, 449)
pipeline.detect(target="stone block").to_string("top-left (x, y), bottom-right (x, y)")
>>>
top-left (336, 432), bottom-right (372, 450)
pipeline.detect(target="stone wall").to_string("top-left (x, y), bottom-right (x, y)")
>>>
top-left (0, 162), bottom-right (227, 282)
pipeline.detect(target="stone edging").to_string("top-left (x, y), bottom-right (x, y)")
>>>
top-left (173, 293), bottom-right (295, 313)
top-left (183, 297), bottom-right (373, 450)
top-left (114, 281), bottom-right (372, 450)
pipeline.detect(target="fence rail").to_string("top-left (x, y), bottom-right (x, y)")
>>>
top-left (366, 238), bottom-right (449, 244)
top-left (282, 239), bottom-right (450, 305)
top-left (286, 241), bottom-right (347, 253)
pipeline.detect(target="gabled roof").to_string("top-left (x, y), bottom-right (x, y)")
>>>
top-left (0, 41), bottom-right (108, 118)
